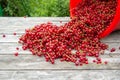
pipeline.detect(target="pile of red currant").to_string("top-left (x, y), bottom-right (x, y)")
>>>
top-left (19, 0), bottom-right (117, 66)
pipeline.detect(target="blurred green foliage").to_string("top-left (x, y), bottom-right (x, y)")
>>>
top-left (0, 0), bottom-right (70, 17)
top-left (0, 4), bottom-right (3, 16)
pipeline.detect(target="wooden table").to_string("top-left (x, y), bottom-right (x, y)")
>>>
top-left (0, 17), bottom-right (120, 80)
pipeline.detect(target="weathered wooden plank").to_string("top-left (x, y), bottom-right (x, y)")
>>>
top-left (0, 17), bottom-right (70, 25)
top-left (0, 55), bottom-right (120, 70)
top-left (0, 29), bottom-right (120, 38)
top-left (0, 70), bottom-right (120, 80)
top-left (0, 17), bottom-right (69, 29)
top-left (0, 42), bottom-right (120, 54)
top-left (0, 17), bottom-right (70, 22)
top-left (0, 28), bottom-right (120, 36)
top-left (0, 22), bottom-right (66, 32)
top-left (0, 31), bottom-right (120, 42)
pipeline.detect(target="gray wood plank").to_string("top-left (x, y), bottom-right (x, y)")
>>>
top-left (0, 22), bottom-right (66, 33)
top-left (0, 32), bottom-right (120, 42)
top-left (0, 17), bottom-right (70, 28)
top-left (0, 55), bottom-right (120, 70)
top-left (0, 17), bottom-right (69, 29)
top-left (0, 70), bottom-right (120, 80)
top-left (0, 17), bottom-right (70, 22)
top-left (0, 17), bottom-right (69, 34)
top-left (0, 42), bottom-right (120, 54)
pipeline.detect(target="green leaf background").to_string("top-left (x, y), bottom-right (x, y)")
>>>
top-left (0, 0), bottom-right (69, 16)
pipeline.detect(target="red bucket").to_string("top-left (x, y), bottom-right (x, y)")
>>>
top-left (70, 0), bottom-right (120, 38)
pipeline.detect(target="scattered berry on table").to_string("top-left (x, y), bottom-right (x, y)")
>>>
top-left (13, 32), bottom-right (16, 35)
top-left (2, 34), bottom-right (6, 38)
top-left (110, 48), bottom-right (116, 52)
top-left (14, 52), bottom-right (19, 56)
top-left (16, 47), bottom-right (19, 50)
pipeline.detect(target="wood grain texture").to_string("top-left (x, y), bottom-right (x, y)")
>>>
top-left (0, 17), bottom-right (120, 80)
top-left (0, 70), bottom-right (120, 80)
top-left (0, 55), bottom-right (120, 70)
top-left (0, 31), bottom-right (120, 42)
top-left (0, 42), bottom-right (120, 54)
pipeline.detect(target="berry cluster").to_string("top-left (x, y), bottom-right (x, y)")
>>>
top-left (19, 0), bottom-right (117, 66)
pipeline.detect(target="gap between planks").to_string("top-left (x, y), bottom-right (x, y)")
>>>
top-left (0, 70), bottom-right (120, 80)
